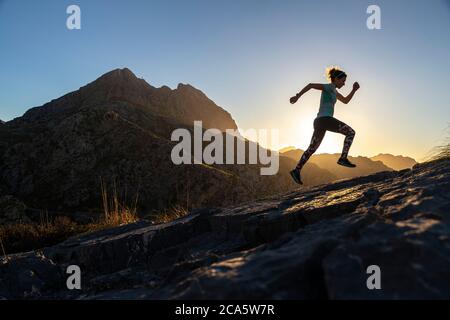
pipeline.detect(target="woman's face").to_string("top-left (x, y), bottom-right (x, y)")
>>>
top-left (334, 76), bottom-right (346, 89)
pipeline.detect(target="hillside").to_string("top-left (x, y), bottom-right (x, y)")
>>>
top-left (371, 153), bottom-right (417, 171)
top-left (1, 158), bottom-right (449, 299)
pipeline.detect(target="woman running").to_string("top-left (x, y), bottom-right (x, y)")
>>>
top-left (289, 67), bottom-right (360, 185)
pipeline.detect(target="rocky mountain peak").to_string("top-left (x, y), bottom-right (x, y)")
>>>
top-left (177, 83), bottom-right (194, 90)
top-left (15, 68), bottom-right (238, 131)
top-left (79, 67), bottom-right (156, 104)
top-left (90, 68), bottom-right (144, 87)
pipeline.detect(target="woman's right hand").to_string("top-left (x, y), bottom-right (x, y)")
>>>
top-left (290, 94), bottom-right (299, 104)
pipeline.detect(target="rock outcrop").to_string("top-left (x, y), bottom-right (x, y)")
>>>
top-left (1, 158), bottom-right (449, 299)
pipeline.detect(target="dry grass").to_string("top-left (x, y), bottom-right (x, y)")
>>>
top-left (0, 178), bottom-right (193, 255)
top-left (0, 216), bottom-right (87, 255)
top-left (429, 125), bottom-right (450, 161)
top-left (431, 143), bottom-right (450, 161)
top-left (100, 178), bottom-right (139, 226)
top-left (146, 205), bottom-right (188, 224)
top-left (0, 235), bottom-right (6, 257)
top-left (0, 179), bottom-right (140, 255)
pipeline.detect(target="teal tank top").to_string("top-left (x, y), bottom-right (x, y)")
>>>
top-left (317, 83), bottom-right (337, 118)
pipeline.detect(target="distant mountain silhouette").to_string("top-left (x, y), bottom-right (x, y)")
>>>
top-left (0, 68), bottom-right (334, 217)
top-left (278, 146), bottom-right (297, 153)
top-left (281, 149), bottom-right (394, 180)
top-left (370, 153), bottom-right (417, 171)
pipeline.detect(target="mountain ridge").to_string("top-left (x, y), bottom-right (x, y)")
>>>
top-left (15, 68), bottom-right (238, 132)
top-left (280, 149), bottom-right (394, 180)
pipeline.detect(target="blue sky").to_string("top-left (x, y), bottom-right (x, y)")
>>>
top-left (1, 0), bottom-right (449, 160)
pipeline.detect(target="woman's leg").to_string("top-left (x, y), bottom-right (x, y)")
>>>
top-left (322, 117), bottom-right (356, 159)
top-left (296, 129), bottom-right (326, 171)
top-left (336, 122), bottom-right (355, 159)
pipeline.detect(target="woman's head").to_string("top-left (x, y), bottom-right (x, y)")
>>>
top-left (326, 67), bottom-right (347, 88)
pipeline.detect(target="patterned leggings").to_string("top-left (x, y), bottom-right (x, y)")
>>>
top-left (296, 116), bottom-right (355, 170)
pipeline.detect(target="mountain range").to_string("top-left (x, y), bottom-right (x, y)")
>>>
top-left (281, 149), bottom-right (394, 180)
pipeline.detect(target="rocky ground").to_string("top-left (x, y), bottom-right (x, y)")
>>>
top-left (1, 158), bottom-right (449, 299)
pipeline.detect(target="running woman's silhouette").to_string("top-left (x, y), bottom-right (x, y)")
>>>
top-left (289, 67), bottom-right (360, 185)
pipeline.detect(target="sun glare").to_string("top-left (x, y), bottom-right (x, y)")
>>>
top-left (293, 121), bottom-right (343, 154)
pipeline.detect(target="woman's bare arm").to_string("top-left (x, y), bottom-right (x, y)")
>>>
top-left (336, 82), bottom-right (360, 104)
top-left (290, 83), bottom-right (325, 104)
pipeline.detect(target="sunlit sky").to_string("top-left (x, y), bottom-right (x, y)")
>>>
top-left (1, 0), bottom-right (450, 161)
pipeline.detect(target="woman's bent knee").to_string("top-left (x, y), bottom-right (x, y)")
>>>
top-left (342, 125), bottom-right (355, 137)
